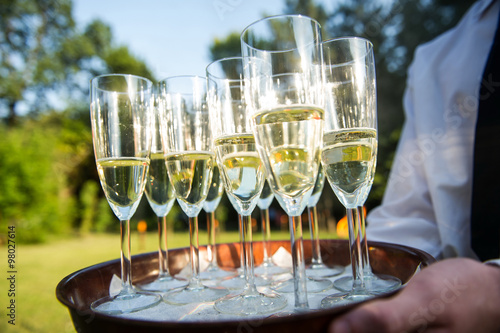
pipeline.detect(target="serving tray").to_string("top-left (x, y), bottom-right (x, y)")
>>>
top-left (56, 239), bottom-right (435, 333)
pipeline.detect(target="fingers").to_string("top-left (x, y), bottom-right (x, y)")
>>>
top-left (328, 258), bottom-right (500, 333)
top-left (329, 296), bottom-right (414, 333)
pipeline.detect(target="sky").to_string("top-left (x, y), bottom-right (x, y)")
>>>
top-left (72, 0), bottom-right (286, 80)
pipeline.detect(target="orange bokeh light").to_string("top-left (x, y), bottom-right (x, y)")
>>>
top-left (336, 206), bottom-right (367, 239)
top-left (137, 220), bottom-right (147, 233)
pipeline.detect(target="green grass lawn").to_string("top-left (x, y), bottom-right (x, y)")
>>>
top-left (1, 230), bottom-right (311, 333)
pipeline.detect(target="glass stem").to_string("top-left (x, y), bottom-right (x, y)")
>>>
top-left (289, 215), bottom-right (309, 309)
top-left (260, 208), bottom-right (272, 265)
top-left (120, 219), bottom-right (134, 294)
top-left (241, 214), bottom-right (257, 294)
top-left (346, 207), bottom-right (366, 291)
top-left (359, 206), bottom-right (372, 276)
top-left (188, 216), bottom-right (201, 288)
top-left (238, 215), bottom-right (244, 276)
top-left (158, 215), bottom-right (171, 279)
top-left (308, 205), bottom-right (323, 266)
top-left (206, 211), bottom-right (218, 269)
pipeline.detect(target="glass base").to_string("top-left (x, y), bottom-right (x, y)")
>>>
top-left (320, 290), bottom-right (374, 309)
top-left (334, 272), bottom-right (401, 294)
top-left (136, 275), bottom-right (188, 292)
top-left (271, 276), bottom-right (333, 293)
top-left (91, 291), bottom-right (161, 315)
top-left (306, 263), bottom-right (344, 279)
top-left (200, 266), bottom-right (236, 281)
top-left (163, 283), bottom-right (229, 305)
top-left (215, 291), bottom-right (287, 316)
top-left (219, 274), bottom-right (272, 290)
top-left (254, 262), bottom-right (290, 277)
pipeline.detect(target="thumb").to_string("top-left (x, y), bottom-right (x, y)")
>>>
top-left (329, 294), bottom-right (421, 333)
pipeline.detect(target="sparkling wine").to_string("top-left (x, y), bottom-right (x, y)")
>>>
top-left (96, 157), bottom-right (149, 219)
top-left (214, 134), bottom-right (264, 203)
top-left (97, 157), bottom-right (149, 206)
top-left (165, 151), bottom-right (214, 210)
top-left (203, 165), bottom-right (224, 213)
top-left (252, 106), bottom-right (324, 199)
top-left (258, 180), bottom-right (274, 210)
top-left (145, 153), bottom-right (175, 217)
top-left (308, 164), bottom-right (325, 207)
top-left (321, 128), bottom-right (377, 208)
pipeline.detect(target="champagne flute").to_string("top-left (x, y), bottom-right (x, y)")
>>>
top-left (241, 15), bottom-right (328, 310)
top-left (306, 165), bottom-right (344, 278)
top-left (254, 180), bottom-right (289, 277)
top-left (207, 56), bottom-right (287, 315)
top-left (320, 37), bottom-right (398, 307)
top-left (90, 74), bottom-right (161, 314)
top-left (266, 169), bottom-right (334, 294)
top-left (333, 208), bottom-right (401, 294)
top-left (159, 75), bottom-right (229, 305)
top-left (200, 165), bottom-right (235, 280)
top-left (138, 90), bottom-right (188, 292)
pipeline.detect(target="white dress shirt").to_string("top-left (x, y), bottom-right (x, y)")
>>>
top-left (366, 0), bottom-right (500, 259)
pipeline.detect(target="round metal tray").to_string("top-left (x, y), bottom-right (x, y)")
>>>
top-left (56, 239), bottom-right (435, 333)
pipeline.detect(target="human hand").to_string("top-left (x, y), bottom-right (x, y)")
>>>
top-left (329, 258), bottom-right (500, 333)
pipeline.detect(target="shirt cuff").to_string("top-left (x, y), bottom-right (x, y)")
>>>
top-left (484, 259), bottom-right (500, 267)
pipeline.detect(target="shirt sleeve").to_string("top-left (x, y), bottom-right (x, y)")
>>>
top-left (366, 60), bottom-right (443, 259)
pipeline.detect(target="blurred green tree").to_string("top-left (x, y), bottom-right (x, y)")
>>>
top-left (0, 0), bottom-right (156, 242)
top-left (0, 114), bottom-right (76, 242)
top-left (0, 0), bottom-right (155, 125)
